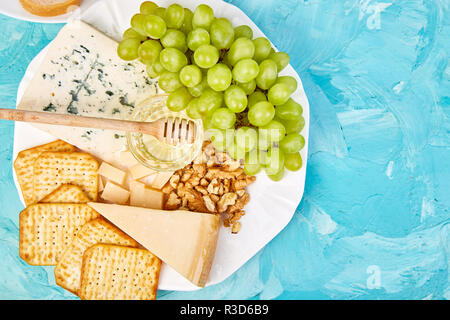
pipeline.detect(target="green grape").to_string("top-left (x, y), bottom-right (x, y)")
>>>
top-left (188, 77), bottom-right (208, 97)
top-left (232, 58), bottom-right (259, 83)
top-left (258, 149), bottom-right (270, 166)
top-left (142, 14), bottom-right (167, 39)
top-left (211, 108), bottom-right (236, 129)
top-left (203, 114), bottom-right (215, 130)
top-left (138, 40), bottom-right (162, 65)
top-left (187, 28), bottom-right (210, 51)
top-left (227, 38), bottom-right (255, 66)
top-left (277, 115), bottom-right (305, 134)
top-left (192, 4), bottom-right (215, 30)
top-left (210, 18), bottom-right (235, 49)
top-left (248, 101), bottom-right (275, 127)
top-left (224, 85), bottom-right (247, 113)
top-left (158, 71), bottom-right (182, 92)
top-left (193, 44), bottom-right (219, 69)
top-left (284, 152), bottom-right (302, 171)
top-left (122, 28), bottom-right (147, 41)
top-left (179, 65), bottom-right (202, 87)
top-left (256, 59), bottom-right (278, 90)
top-left (238, 79), bottom-right (256, 95)
top-left (186, 98), bottom-right (202, 119)
top-left (253, 37), bottom-right (272, 62)
top-left (180, 8), bottom-right (193, 35)
top-left (140, 1), bottom-right (158, 14)
top-left (248, 91), bottom-right (267, 108)
top-left (267, 167), bottom-right (285, 181)
top-left (268, 83), bottom-right (291, 105)
top-left (279, 133), bottom-right (305, 153)
top-left (269, 51), bottom-right (290, 72)
top-left (147, 59), bottom-right (165, 78)
top-left (227, 141), bottom-right (246, 161)
top-left (198, 88), bottom-right (223, 115)
top-left (146, 64), bottom-right (158, 78)
top-left (130, 14), bottom-right (147, 36)
top-left (207, 128), bottom-right (234, 151)
top-left (276, 98), bottom-right (303, 120)
top-left (207, 63), bottom-right (232, 91)
top-left (234, 25), bottom-right (253, 40)
top-left (159, 48), bottom-right (187, 72)
top-left (259, 120), bottom-right (286, 143)
top-left (235, 126), bottom-right (257, 152)
top-left (257, 131), bottom-right (272, 150)
top-left (160, 29), bottom-right (187, 52)
top-left (154, 7), bottom-right (166, 20)
top-left (167, 87), bottom-right (192, 111)
top-left (117, 38), bottom-right (140, 61)
top-left (244, 150), bottom-right (261, 175)
top-left (275, 76), bottom-right (297, 94)
top-left (265, 147), bottom-right (285, 175)
top-left (164, 3), bottom-right (185, 29)
top-left (151, 58), bottom-right (165, 74)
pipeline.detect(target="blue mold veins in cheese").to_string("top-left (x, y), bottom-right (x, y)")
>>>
top-left (17, 20), bottom-right (159, 167)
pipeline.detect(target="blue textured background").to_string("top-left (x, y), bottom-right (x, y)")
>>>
top-left (0, 0), bottom-right (448, 300)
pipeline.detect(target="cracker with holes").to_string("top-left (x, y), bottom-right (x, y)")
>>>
top-left (78, 244), bottom-right (161, 300)
top-left (19, 203), bottom-right (100, 265)
top-left (14, 140), bottom-right (76, 205)
top-left (40, 184), bottom-right (90, 204)
top-left (55, 219), bottom-right (139, 294)
top-left (33, 152), bottom-right (99, 203)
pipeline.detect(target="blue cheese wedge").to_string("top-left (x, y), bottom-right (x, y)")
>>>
top-left (17, 20), bottom-right (158, 167)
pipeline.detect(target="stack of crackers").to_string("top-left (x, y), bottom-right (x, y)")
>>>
top-left (14, 140), bottom-right (161, 300)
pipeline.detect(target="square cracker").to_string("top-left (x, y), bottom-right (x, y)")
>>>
top-left (14, 140), bottom-right (76, 205)
top-left (40, 184), bottom-right (90, 204)
top-left (78, 244), bottom-right (161, 300)
top-left (55, 218), bottom-right (139, 294)
top-left (33, 152), bottom-right (99, 203)
top-left (19, 203), bottom-right (100, 265)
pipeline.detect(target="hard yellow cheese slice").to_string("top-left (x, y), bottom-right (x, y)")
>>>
top-left (88, 202), bottom-right (220, 287)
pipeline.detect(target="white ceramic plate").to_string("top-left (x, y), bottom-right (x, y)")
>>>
top-left (0, 0), bottom-right (98, 24)
top-left (13, 0), bottom-right (310, 291)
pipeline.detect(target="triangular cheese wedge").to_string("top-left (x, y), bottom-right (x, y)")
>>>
top-left (88, 202), bottom-right (220, 287)
top-left (17, 21), bottom-right (156, 168)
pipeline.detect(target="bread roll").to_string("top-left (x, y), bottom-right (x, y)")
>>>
top-left (19, 0), bottom-right (82, 17)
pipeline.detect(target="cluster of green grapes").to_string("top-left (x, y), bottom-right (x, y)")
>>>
top-left (117, 2), bottom-right (305, 181)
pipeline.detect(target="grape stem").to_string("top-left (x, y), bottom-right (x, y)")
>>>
top-left (219, 48), bottom-right (227, 60)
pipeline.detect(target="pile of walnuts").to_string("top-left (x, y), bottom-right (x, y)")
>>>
top-left (162, 142), bottom-right (256, 233)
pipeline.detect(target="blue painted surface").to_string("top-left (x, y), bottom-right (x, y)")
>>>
top-left (0, 0), bottom-right (448, 300)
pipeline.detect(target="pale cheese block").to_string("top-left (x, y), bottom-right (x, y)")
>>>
top-left (129, 163), bottom-right (157, 180)
top-left (101, 181), bottom-right (130, 205)
top-left (119, 150), bottom-right (139, 167)
top-left (151, 171), bottom-right (174, 189)
top-left (98, 162), bottom-right (127, 185)
top-left (17, 20), bottom-right (158, 168)
top-left (88, 202), bottom-right (220, 287)
top-left (129, 181), bottom-right (163, 209)
top-left (129, 181), bottom-right (146, 206)
top-left (98, 176), bottom-right (105, 192)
